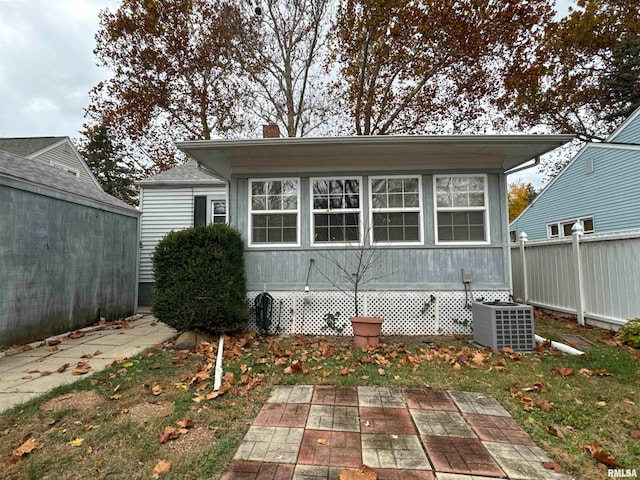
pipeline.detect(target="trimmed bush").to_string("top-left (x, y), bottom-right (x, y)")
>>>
top-left (151, 224), bottom-right (248, 333)
top-left (618, 317), bottom-right (640, 348)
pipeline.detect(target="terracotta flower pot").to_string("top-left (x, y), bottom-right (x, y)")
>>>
top-left (349, 316), bottom-right (384, 347)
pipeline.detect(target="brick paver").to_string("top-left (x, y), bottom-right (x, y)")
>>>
top-left (464, 413), bottom-right (536, 445)
top-left (234, 426), bottom-right (304, 463)
top-left (221, 461), bottom-right (295, 480)
top-left (483, 442), bottom-right (572, 480)
top-left (298, 430), bottom-right (362, 467)
top-left (359, 407), bottom-right (417, 435)
top-left (448, 391), bottom-right (510, 417)
top-left (410, 410), bottom-right (476, 438)
top-left (312, 386), bottom-right (358, 406)
top-left (306, 405), bottom-right (360, 431)
top-left (254, 403), bottom-right (310, 428)
top-left (362, 434), bottom-right (431, 470)
top-left (421, 435), bottom-right (505, 477)
top-left (403, 388), bottom-right (458, 411)
top-left (357, 386), bottom-right (406, 408)
top-left (223, 386), bottom-right (569, 479)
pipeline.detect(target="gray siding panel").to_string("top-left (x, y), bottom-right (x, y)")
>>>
top-left (245, 247), bottom-right (507, 291)
top-left (613, 113), bottom-right (640, 144)
top-left (0, 182), bottom-right (138, 347)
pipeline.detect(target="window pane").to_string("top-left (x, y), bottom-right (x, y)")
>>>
top-left (329, 180), bottom-right (344, 194)
top-left (583, 218), bottom-right (594, 232)
top-left (282, 180), bottom-right (296, 195)
top-left (454, 226), bottom-right (469, 240)
top-left (404, 193), bottom-right (419, 208)
top-left (372, 179), bottom-right (386, 194)
top-left (314, 197), bottom-right (328, 210)
top-left (373, 226), bottom-right (388, 242)
top-left (283, 228), bottom-right (297, 242)
top-left (388, 178), bottom-right (402, 193)
top-left (252, 196), bottom-right (266, 210)
top-left (345, 193), bottom-right (359, 208)
top-left (268, 228), bottom-right (282, 243)
top-left (438, 212), bottom-right (453, 226)
top-left (438, 225), bottom-right (453, 241)
top-left (212, 216), bottom-right (226, 224)
top-left (253, 228), bottom-right (266, 243)
top-left (563, 223), bottom-right (573, 237)
top-left (388, 193), bottom-right (403, 208)
top-left (268, 196), bottom-right (282, 210)
top-left (282, 195), bottom-right (297, 210)
top-left (253, 215), bottom-right (266, 228)
top-left (549, 224), bottom-right (559, 236)
top-left (468, 211), bottom-right (484, 225)
top-left (405, 225), bottom-right (419, 241)
top-left (344, 179), bottom-right (359, 194)
top-left (452, 212), bottom-right (468, 225)
top-left (453, 192), bottom-right (469, 207)
top-left (268, 181), bottom-right (282, 195)
top-left (469, 226), bottom-right (485, 240)
top-left (437, 192), bottom-right (452, 207)
top-left (403, 178), bottom-right (418, 192)
top-left (469, 192), bottom-right (485, 207)
top-left (313, 180), bottom-right (329, 196)
top-left (329, 195), bottom-right (343, 209)
top-left (282, 214), bottom-right (296, 227)
top-left (371, 194), bottom-right (387, 208)
top-left (252, 182), bottom-right (265, 195)
top-left (213, 201), bottom-right (226, 214)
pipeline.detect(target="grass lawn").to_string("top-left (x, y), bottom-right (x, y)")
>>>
top-left (1, 312), bottom-right (639, 480)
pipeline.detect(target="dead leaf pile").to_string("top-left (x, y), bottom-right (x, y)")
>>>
top-left (152, 459), bottom-right (171, 478)
top-left (159, 419), bottom-right (193, 443)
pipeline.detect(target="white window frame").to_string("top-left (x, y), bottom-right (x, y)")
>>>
top-left (547, 216), bottom-right (594, 239)
top-left (433, 174), bottom-right (490, 245)
top-left (208, 197), bottom-right (228, 225)
top-left (248, 178), bottom-right (300, 247)
top-left (310, 176), bottom-right (363, 246)
top-left (369, 175), bottom-right (423, 245)
top-left (49, 160), bottom-right (79, 178)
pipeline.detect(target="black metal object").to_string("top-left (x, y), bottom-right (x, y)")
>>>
top-left (254, 292), bottom-right (274, 336)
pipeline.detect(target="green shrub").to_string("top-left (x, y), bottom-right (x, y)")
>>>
top-left (151, 224), bottom-right (248, 333)
top-left (618, 317), bottom-right (640, 348)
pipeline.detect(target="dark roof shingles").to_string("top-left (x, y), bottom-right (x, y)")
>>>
top-left (0, 137), bottom-right (65, 157)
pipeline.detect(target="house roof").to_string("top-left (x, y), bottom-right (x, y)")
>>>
top-left (0, 150), bottom-right (138, 215)
top-left (0, 137), bottom-right (66, 157)
top-left (176, 135), bottom-right (575, 181)
top-left (136, 159), bottom-right (225, 187)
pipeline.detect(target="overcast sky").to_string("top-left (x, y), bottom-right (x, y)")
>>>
top-left (0, 0), bottom-right (573, 188)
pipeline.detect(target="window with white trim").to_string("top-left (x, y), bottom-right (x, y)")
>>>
top-left (211, 199), bottom-right (227, 224)
top-left (370, 176), bottom-right (421, 243)
top-left (547, 217), bottom-right (594, 238)
top-left (435, 175), bottom-right (488, 243)
top-left (250, 179), bottom-right (299, 245)
top-left (312, 178), bottom-right (361, 243)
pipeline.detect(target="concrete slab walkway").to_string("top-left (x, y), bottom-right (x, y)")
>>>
top-left (223, 385), bottom-right (573, 480)
top-left (0, 313), bottom-right (176, 413)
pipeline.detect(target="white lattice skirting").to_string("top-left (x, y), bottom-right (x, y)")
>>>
top-left (247, 290), bottom-right (509, 336)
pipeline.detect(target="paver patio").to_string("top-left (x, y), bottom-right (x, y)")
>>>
top-left (223, 385), bottom-right (572, 480)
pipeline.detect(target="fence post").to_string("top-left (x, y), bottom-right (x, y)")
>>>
top-left (519, 232), bottom-right (528, 303)
top-left (572, 223), bottom-right (585, 326)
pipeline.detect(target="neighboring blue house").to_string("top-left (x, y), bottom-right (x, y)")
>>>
top-left (174, 132), bottom-right (572, 335)
top-left (510, 107), bottom-right (640, 241)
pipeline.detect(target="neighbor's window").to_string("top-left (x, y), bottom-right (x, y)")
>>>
top-left (370, 176), bottom-right (421, 243)
top-left (435, 175), bottom-right (488, 243)
top-left (211, 199), bottom-right (227, 224)
top-left (312, 178), bottom-right (361, 243)
top-left (250, 179), bottom-right (299, 245)
top-left (547, 217), bottom-right (594, 238)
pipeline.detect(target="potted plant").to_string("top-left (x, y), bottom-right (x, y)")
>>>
top-left (315, 226), bottom-right (391, 347)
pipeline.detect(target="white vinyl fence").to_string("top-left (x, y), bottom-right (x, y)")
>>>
top-left (510, 227), bottom-right (640, 329)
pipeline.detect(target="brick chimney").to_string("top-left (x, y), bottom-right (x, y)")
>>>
top-left (262, 123), bottom-right (280, 139)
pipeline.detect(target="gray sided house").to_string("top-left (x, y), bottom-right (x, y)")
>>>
top-left (175, 134), bottom-right (572, 336)
top-left (510, 107), bottom-right (640, 241)
top-left (0, 148), bottom-right (140, 348)
top-left (136, 160), bottom-right (227, 306)
top-left (0, 136), bottom-right (102, 190)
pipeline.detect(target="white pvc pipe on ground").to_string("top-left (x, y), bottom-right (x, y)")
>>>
top-left (535, 334), bottom-right (585, 356)
top-left (213, 336), bottom-right (224, 391)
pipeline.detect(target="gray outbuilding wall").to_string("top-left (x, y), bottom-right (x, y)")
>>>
top-left (0, 151), bottom-right (140, 348)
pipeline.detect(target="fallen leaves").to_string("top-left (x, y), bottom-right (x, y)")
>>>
top-left (67, 438), bottom-right (84, 447)
top-left (11, 439), bottom-right (40, 462)
top-left (339, 464), bottom-right (377, 480)
top-left (551, 367), bottom-right (573, 377)
top-left (152, 385), bottom-right (164, 396)
top-left (583, 442), bottom-right (621, 468)
top-left (159, 419), bottom-right (193, 443)
top-left (152, 459), bottom-right (171, 478)
top-left (543, 461), bottom-right (563, 472)
top-left (72, 361), bottom-right (92, 376)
